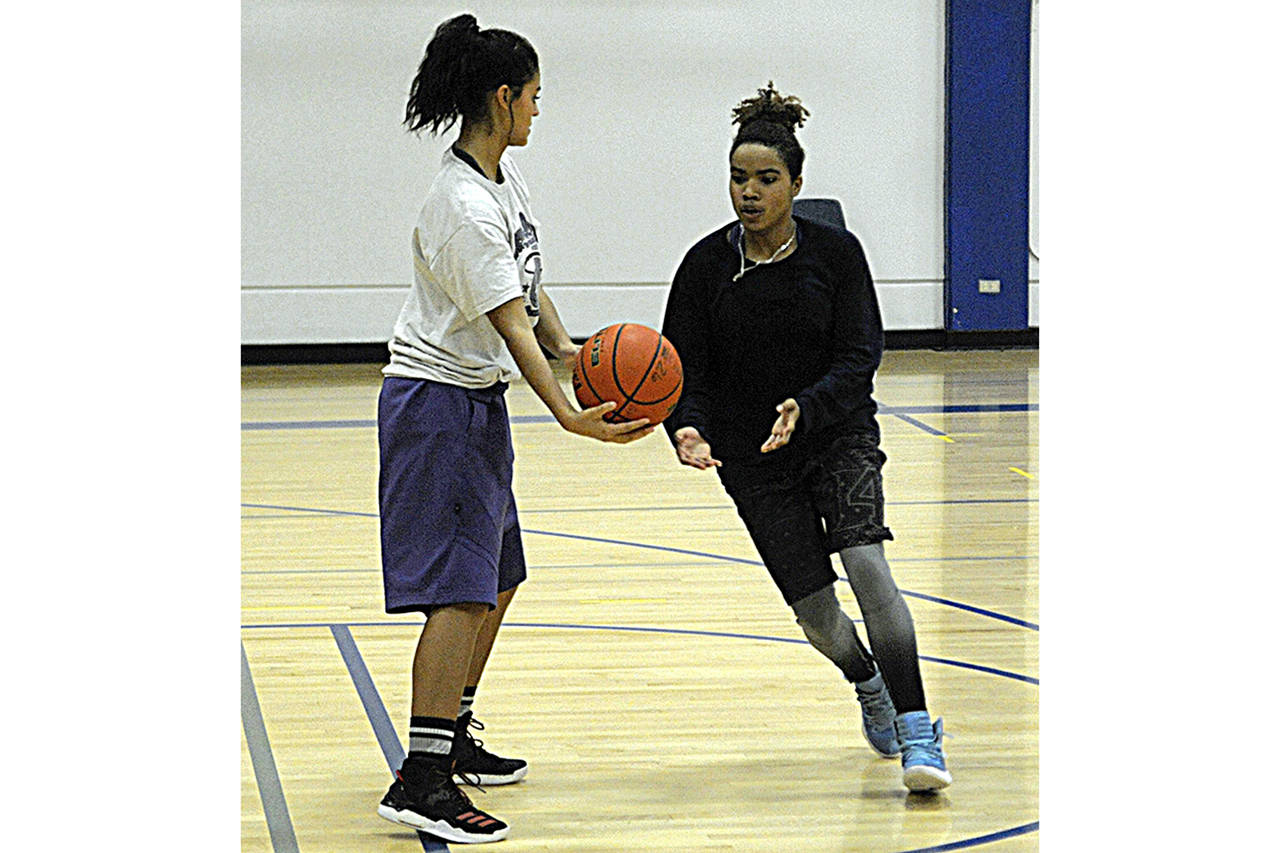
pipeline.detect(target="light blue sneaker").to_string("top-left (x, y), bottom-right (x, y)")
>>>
top-left (895, 711), bottom-right (952, 791)
top-left (853, 670), bottom-right (900, 758)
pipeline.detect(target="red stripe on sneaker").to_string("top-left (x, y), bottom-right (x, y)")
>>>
top-left (477, 819), bottom-right (497, 827)
top-left (457, 811), bottom-right (475, 820)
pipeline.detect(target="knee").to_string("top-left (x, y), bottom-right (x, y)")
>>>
top-left (792, 585), bottom-right (845, 642)
top-left (839, 545), bottom-right (903, 612)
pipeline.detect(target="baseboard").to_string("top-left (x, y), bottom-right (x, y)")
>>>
top-left (884, 328), bottom-right (1039, 350)
top-left (242, 329), bottom-right (1038, 366)
top-left (241, 343), bottom-right (390, 365)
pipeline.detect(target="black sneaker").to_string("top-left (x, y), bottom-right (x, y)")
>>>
top-left (377, 759), bottom-right (510, 843)
top-left (452, 712), bottom-right (529, 785)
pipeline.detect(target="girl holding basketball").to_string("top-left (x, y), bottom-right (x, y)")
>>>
top-left (660, 83), bottom-right (951, 792)
top-left (376, 14), bottom-right (651, 844)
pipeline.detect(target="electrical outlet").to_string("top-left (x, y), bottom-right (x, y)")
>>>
top-left (978, 279), bottom-right (1001, 294)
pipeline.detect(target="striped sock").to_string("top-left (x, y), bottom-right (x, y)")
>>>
top-left (459, 686), bottom-right (476, 719)
top-left (407, 715), bottom-right (455, 765)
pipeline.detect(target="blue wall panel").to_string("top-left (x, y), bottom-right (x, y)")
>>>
top-left (946, 0), bottom-right (1032, 331)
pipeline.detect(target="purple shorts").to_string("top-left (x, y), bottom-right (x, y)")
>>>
top-left (378, 377), bottom-right (528, 613)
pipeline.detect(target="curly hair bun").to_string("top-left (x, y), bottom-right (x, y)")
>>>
top-left (731, 81), bottom-right (809, 132)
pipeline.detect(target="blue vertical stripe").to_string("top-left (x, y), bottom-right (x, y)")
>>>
top-left (946, 0), bottom-right (1033, 330)
top-left (241, 643), bottom-right (300, 853)
top-left (330, 625), bottom-right (450, 853)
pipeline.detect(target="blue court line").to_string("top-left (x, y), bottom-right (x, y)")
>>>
top-left (244, 621), bottom-right (1038, 686)
top-left (240, 554), bottom-right (1037, 577)
top-left (240, 403), bottom-right (1037, 431)
top-left (504, 498), bottom-right (1039, 512)
top-left (242, 419), bottom-right (372, 430)
top-left (917, 654), bottom-right (1038, 686)
top-left (239, 503), bottom-right (1037, 631)
top-left (242, 414), bottom-right (549, 430)
top-left (331, 626), bottom-right (408, 771)
top-left (891, 412), bottom-right (948, 437)
top-left (524, 527), bottom-right (764, 564)
top-left (241, 507), bottom-right (765, 567)
top-left (496, 623), bottom-right (1039, 684)
top-left (243, 620), bottom-right (1035, 852)
top-left (901, 821), bottom-right (1039, 852)
top-left (241, 554), bottom-right (1037, 577)
top-left (240, 498), bottom-right (1038, 519)
top-left (898, 590), bottom-right (1038, 631)
top-left (330, 626), bottom-right (449, 853)
top-left (243, 503), bottom-right (374, 518)
top-left (883, 404), bottom-right (1038, 414)
top-left (241, 643), bottom-right (300, 853)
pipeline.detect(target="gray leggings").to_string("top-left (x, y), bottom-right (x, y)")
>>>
top-left (791, 543), bottom-right (926, 713)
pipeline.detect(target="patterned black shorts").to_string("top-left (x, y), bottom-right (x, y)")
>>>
top-left (718, 432), bottom-right (893, 606)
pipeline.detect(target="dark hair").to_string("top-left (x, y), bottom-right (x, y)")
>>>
top-left (404, 14), bottom-right (539, 136)
top-left (730, 81), bottom-right (809, 178)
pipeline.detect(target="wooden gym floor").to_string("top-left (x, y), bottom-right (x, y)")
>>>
top-left (241, 348), bottom-right (1038, 852)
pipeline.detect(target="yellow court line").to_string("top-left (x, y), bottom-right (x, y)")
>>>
top-left (937, 434), bottom-right (956, 443)
top-left (1009, 467), bottom-right (1035, 479)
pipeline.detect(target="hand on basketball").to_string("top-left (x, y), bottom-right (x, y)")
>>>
top-left (674, 427), bottom-right (721, 469)
top-left (761, 398), bottom-right (800, 453)
top-left (564, 401), bottom-right (654, 444)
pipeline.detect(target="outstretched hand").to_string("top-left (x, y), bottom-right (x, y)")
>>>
top-left (674, 426), bottom-right (721, 469)
top-left (562, 401), bottom-right (654, 444)
top-left (761, 398), bottom-right (800, 453)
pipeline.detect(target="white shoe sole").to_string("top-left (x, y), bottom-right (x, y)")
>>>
top-left (457, 765), bottom-right (528, 785)
top-left (903, 765), bottom-right (952, 791)
top-left (377, 804), bottom-right (510, 843)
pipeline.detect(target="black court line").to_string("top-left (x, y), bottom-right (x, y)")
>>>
top-left (241, 643), bottom-right (300, 853)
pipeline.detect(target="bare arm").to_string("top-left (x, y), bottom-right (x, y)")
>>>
top-left (487, 297), bottom-right (652, 443)
top-left (533, 290), bottom-right (579, 362)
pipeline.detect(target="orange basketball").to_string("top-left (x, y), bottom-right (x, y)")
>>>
top-left (571, 323), bottom-right (683, 425)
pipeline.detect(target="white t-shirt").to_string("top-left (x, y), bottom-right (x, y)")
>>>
top-left (384, 148), bottom-right (543, 387)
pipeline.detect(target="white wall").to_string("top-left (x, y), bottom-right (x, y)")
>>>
top-left (242, 0), bottom-right (948, 343)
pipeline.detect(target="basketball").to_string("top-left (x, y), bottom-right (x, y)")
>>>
top-left (571, 323), bottom-right (683, 425)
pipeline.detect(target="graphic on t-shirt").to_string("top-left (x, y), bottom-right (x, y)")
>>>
top-left (515, 212), bottom-right (541, 320)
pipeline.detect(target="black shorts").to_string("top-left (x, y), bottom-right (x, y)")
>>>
top-left (718, 432), bottom-right (893, 606)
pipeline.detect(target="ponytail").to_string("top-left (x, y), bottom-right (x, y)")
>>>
top-left (404, 14), bottom-right (539, 136)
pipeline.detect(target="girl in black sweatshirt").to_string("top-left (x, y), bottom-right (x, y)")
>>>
top-left (661, 82), bottom-right (952, 792)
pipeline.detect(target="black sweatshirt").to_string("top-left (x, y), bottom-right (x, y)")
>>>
top-left (661, 217), bottom-right (884, 479)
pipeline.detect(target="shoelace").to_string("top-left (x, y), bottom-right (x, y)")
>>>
top-left (901, 723), bottom-right (951, 752)
top-left (463, 717), bottom-right (492, 755)
top-left (856, 685), bottom-right (896, 725)
top-left (453, 768), bottom-right (489, 795)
